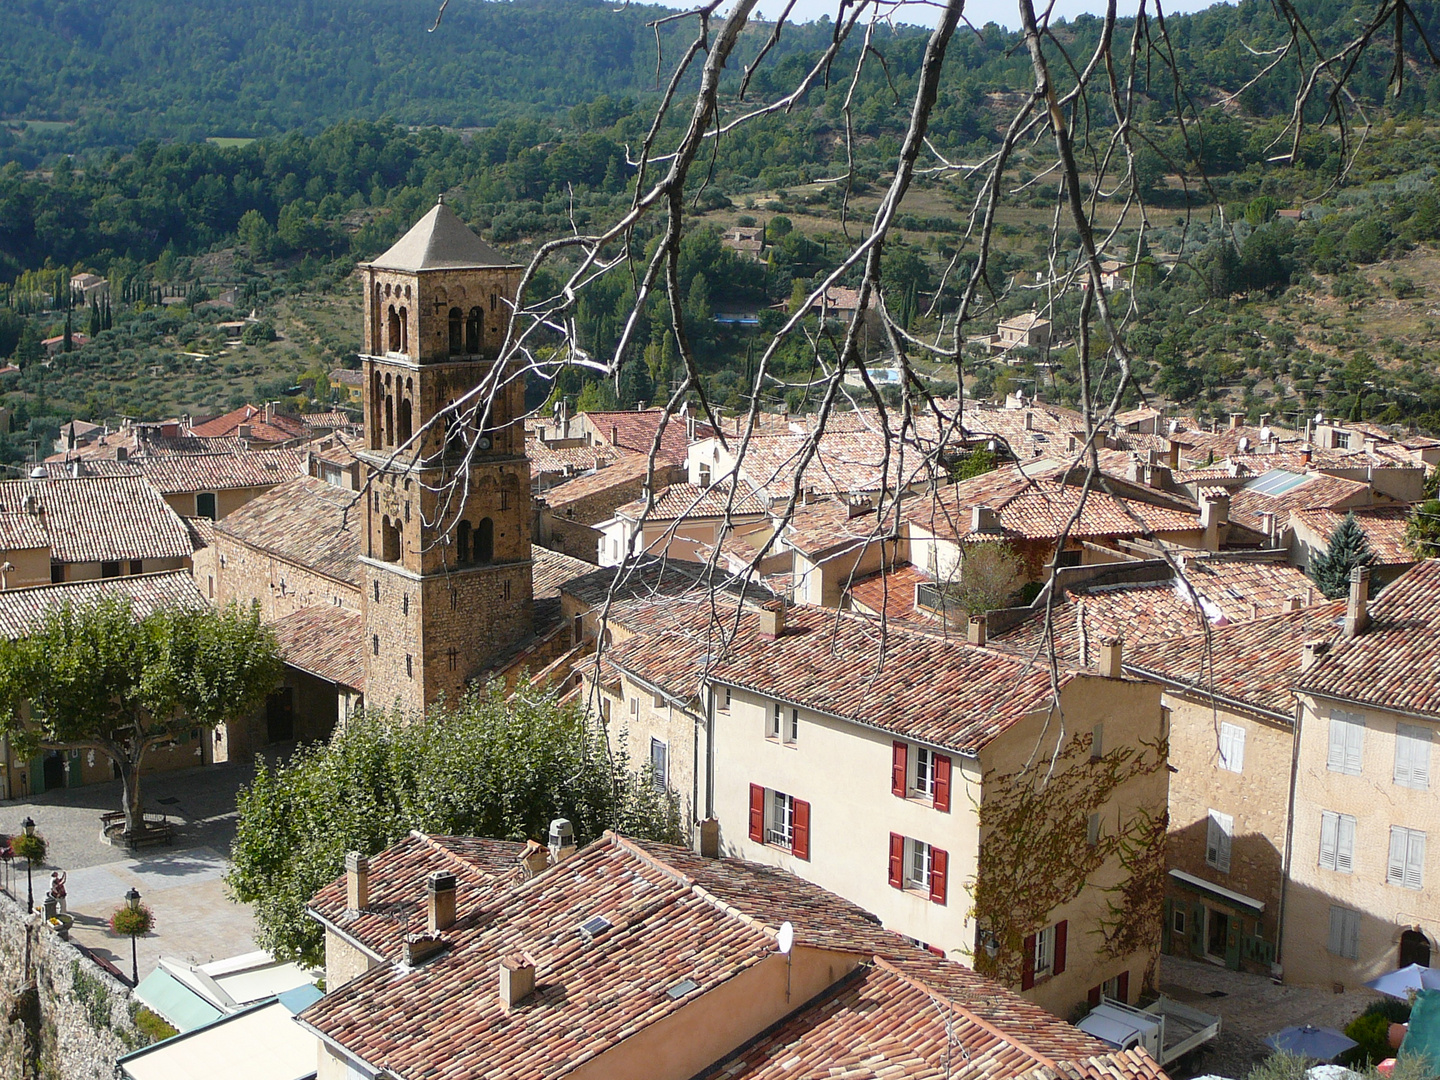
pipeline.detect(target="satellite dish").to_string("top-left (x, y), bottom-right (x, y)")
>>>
top-left (776, 922), bottom-right (794, 955)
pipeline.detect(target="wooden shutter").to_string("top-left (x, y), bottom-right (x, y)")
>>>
top-left (748, 784), bottom-right (765, 843)
top-left (1396, 727), bottom-right (1415, 787)
top-left (933, 754), bottom-right (952, 812)
top-left (1117, 970), bottom-right (1130, 1003)
top-left (1053, 920), bottom-right (1068, 976)
top-left (1336, 815), bottom-right (1356, 873)
top-left (892, 742), bottom-right (907, 797)
top-left (1327, 718), bottom-right (1347, 771)
top-left (929, 847), bottom-right (948, 906)
top-left (1021, 934), bottom-right (1037, 990)
top-left (1406, 830), bottom-right (1426, 890)
top-left (888, 833), bottom-right (905, 889)
top-left (1389, 827), bottom-right (1409, 886)
top-left (1345, 719), bottom-right (1364, 775)
top-left (1319, 810), bottom-right (1338, 870)
top-left (792, 799), bottom-right (810, 861)
top-left (1087, 985), bottom-right (1102, 1008)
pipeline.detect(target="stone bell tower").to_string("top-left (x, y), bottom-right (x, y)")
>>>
top-left (358, 196), bottom-right (532, 715)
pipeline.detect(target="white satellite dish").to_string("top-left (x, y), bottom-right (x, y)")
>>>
top-left (776, 921), bottom-right (794, 955)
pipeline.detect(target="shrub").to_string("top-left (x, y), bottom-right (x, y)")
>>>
top-left (132, 1006), bottom-right (178, 1045)
top-left (110, 903), bottom-right (155, 937)
top-left (1344, 1011), bottom-right (1393, 1068)
top-left (11, 832), bottom-right (46, 864)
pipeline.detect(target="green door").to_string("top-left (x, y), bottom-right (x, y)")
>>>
top-left (29, 755), bottom-right (45, 795)
top-left (1190, 902), bottom-right (1206, 957)
top-left (67, 750), bottom-right (84, 788)
top-left (1225, 917), bottom-right (1243, 970)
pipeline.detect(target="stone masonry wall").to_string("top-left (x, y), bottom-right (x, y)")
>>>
top-left (0, 890), bottom-right (151, 1079)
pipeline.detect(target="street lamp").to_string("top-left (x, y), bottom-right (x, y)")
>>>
top-left (125, 887), bottom-right (142, 986)
top-left (21, 816), bottom-right (35, 912)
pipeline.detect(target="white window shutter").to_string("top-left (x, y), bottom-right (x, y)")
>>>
top-left (1416, 732), bottom-right (1432, 789)
top-left (1220, 723), bottom-right (1245, 772)
top-left (1328, 718), bottom-right (1347, 771)
top-left (1208, 811), bottom-right (1233, 873)
top-left (1346, 719), bottom-right (1364, 775)
top-left (1328, 906), bottom-right (1345, 955)
top-left (1320, 811), bottom-right (1338, 870)
top-left (1396, 725), bottom-right (1414, 787)
top-left (1407, 831), bottom-right (1426, 890)
top-left (1389, 827), bottom-right (1409, 885)
top-left (1337, 815), bottom-right (1356, 873)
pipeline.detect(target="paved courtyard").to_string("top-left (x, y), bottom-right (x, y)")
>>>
top-left (0, 760), bottom-right (267, 983)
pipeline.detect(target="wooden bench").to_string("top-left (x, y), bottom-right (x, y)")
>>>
top-left (101, 811), bottom-right (175, 849)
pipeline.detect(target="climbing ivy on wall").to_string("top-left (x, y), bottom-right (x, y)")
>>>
top-left (969, 727), bottom-right (1168, 988)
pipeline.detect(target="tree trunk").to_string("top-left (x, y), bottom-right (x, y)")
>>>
top-left (117, 756), bottom-right (144, 836)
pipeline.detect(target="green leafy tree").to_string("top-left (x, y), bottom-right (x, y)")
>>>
top-left (226, 686), bottom-right (681, 965)
top-left (575, 378), bottom-right (618, 412)
top-left (949, 541), bottom-right (1023, 615)
top-left (1404, 499), bottom-right (1440, 559)
top-left (617, 357), bottom-right (654, 407)
top-left (237, 210), bottom-right (275, 259)
top-left (1309, 511), bottom-right (1375, 599)
top-left (0, 600), bottom-right (283, 836)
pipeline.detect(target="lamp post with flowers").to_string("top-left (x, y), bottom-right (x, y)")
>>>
top-left (11, 817), bottom-right (47, 913)
top-left (111, 887), bottom-right (153, 986)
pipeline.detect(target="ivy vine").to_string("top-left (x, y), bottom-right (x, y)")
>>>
top-left (969, 727), bottom-right (1168, 988)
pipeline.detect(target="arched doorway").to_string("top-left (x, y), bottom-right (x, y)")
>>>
top-left (1400, 929), bottom-right (1432, 968)
top-left (387, 305), bottom-right (402, 352)
top-left (465, 307), bottom-right (483, 354)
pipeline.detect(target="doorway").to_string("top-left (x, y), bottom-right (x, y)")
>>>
top-left (42, 751), bottom-right (65, 792)
top-left (1207, 909), bottom-right (1231, 962)
top-left (266, 687), bottom-right (295, 743)
top-left (1400, 929), bottom-right (1432, 968)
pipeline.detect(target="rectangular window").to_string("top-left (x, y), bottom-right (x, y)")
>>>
top-left (649, 738), bottom-right (668, 792)
top-left (1219, 722), bottom-right (1246, 773)
top-left (1328, 710), bottom-right (1365, 775)
top-left (1091, 723), bottom-right (1104, 761)
top-left (1034, 926), bottom-right (1055, 979)
top-left (906, 838), bottom-right (932, 891)
top-left (629, 697), bottom-right (639, 717)
top-left (789, 708), bottom-right (799, 742)
top-left (1395, 724), bottom-right (1433, 790)
top-left (1319, 810), bottom-right (1357, 873)
top-left (100, 561), bottom-right (120, 578)
top-left (913, 747), bottom-right (935, 798)
top-left (768, 790), bottom-right (794, 848)
top-left (1328, 905), bottom-right (1360, 959)
top-left (1173, 907), bottom-right (1187, 934)
top-left (720, 686), bottom-right (731, 711)
top-left (1206, 810), bottom-right (1234, 873)
top-left (769, 701), bottom-right (782, 740)
top-left (128, 559), bottom-right (143, 575)
top-left (1388, 826), bottom-right (1426, 890)
top-left (1087, 812), bottom-right (1102, 847)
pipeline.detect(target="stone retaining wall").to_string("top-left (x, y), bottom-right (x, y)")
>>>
top-left (0, 888), bottom-right (148, 1079)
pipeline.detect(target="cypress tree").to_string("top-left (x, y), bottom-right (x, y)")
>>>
top-left (89, 298), bottom-right (101, 337)
top-left (63, 310), bottom-right (73, 353)
top-left (1309, 511), bottom-right (1374, 599)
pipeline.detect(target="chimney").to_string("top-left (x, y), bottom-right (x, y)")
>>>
top-left (265, 401), bottom-right (274, 424)
top-left (756, 601), bottom-right (786, 640)
top-left (1344, 566), bottom-right (1371, 638)
top-left (519, 840), bottom-right (549, 878)
top-left (427, 870), bottom-right (457, 932)
top-left (1098, 637), bottom-right (1124, 679)
top-left (1230, 413), bottom-right (1243, 430)
top-left (1302, 640), bottom-right (1331, 671)
top-left (1147, 465), bottom-right (1172, 491)
top-left (1126, 458), bottom-right (1144, 484)
top-left (115, 446), bottom-right (128, 462)
top-left (237, 423), bottom-right (252, 439)
top-left (1300, 446), bottom-right (1312, 467)
top-left (694, 817), bottom-right (720, 859)
top-left (611, 423), bottom-right (620, 447)
top-left (967, 615), bottom-right (987, 647)
top-left (1024, 410), bottom-right (1034, 431)
top-left (1260, 511), bottom-right (1276, 543)
top-left (1200, 490), bottom-right (1230, 551)
top-left (403, 931), bottom-right (447, 966)
top-left (345, 852), bottom-right (370, 912)
top-left (548, 818), bottom-right (576, 864)
top-left (499, 952), bottom-right (536, 1010)
top-left (1165, 439), bottom-right (1181, 469)
top-left (1287, 595), bottom-right (1304, 612)
top-left (971, 505), bottom-right (999, 533)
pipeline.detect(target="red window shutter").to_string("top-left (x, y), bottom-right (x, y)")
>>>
top-left (929, 847), bottom-right (948, 906)
top-left (888, 833), bottom-right (904, 889)
top-left (1053, 920), bottom-right (1068, 976)
top-left (1116, 970), bottom-right (1130, 1003)
top-left (792, 799), bottom-right (810, 861)
top-left (748, 784), bottom-right (765, 843)
top-left (933, 754), bottom-right (952, 812)
top-left (1021, 934), bottom-right (1037, 990)
top-left (1087, 985), bottom-right (1101, 1009)
top-left (891, 742), bottom-right (907, 797)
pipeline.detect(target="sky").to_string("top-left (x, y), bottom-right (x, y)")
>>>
top-left (743, 0), bottom-right (1233, 32)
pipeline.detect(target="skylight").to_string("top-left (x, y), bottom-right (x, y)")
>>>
top-left (665, 978), bottom-right (700, 1000)
top-left (1243, 470), bottom-right (1311, 497)
top-left (577, 915), bottom-right (613, 941)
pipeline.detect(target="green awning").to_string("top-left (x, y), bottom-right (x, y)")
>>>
top-left (134, 969), bottom-right (224, 1033)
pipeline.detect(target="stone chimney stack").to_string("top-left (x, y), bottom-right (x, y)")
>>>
top-left (426, 870), bottom-right (457, 933)
top-left (967, 615), bottom-right (987, 647)
top-left (756, 601), bottom-right (785, 640)
top-left (1098, 637), bottom-right (1124, 679)
top-left (1200, 490), bottom-right (1230, 551)
top-left (1230, 413), bottom-right (1244, 430)
top-left (548, 818), bottom-right (576, 865)
top-left (499, 952), bottom-right (536, 1010)
top-left (345, 852), bottom-right (370, 913)
top-left (1287, 595), bottom-right (1303, 612)
top-left (519, 840), bottom-right (549, 879)
top-left (694, 817), bottom-right (720, 859)
top-left (1345, 566), bottom-right (1371, 638)
top-left (1302, 640), bottom-right (1331, 671)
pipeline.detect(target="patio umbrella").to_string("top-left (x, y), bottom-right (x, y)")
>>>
top-left (1365, 964), bottom-right (1440, 999)
top-left (1263, 1025), bottom-right (1359, 1061)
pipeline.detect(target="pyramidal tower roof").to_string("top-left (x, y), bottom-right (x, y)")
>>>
top-left (370, 196), bottom-right (515, 271)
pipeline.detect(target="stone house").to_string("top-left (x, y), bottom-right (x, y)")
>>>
top-left (1286, 562), bottom-right (1440, 988)
top-left (1125, 599), bottom-right (1346, 976)
top-left (133, 447), bottom-right (307, 519)
top-left (189, 403), bottom-right (310, 448)
top-left (297, 828), bottom-right (1166, 1080)
top-left (536, 452), bottom-right (679, 564)
top-left (588, 595), bottom-right (1169, 1019)
top-left (594, 481), bottom-right (769, 567)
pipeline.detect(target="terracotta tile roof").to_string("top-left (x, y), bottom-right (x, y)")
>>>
top-left (531, 547), bottom-right (595, 600)
top-left (1179, 558), bottom-right (1322, 618)
top-left (305, 832), bottom-right (1127, 1080)
top-left (540, 451), bottom-right (656, 516)
top-left (308, 831), bottom-right (526, 963)
top-left (582, 408), bottom-right (714, 465)
top-left (1292, 506), bottom-right (1416, 565)
top-left (271, 605), bottom-right (365, 689)
top-left (329, 368), bottom-right (364, 388)
top-left (182, 516), bottom-right (217, 549)
top-left (615, 482), bottom-right (769, 522)
top-left (0, 571), bottom-right (206, 639)
top-left (527, 439), bottom-right (618, 479)
top-left (604, 601), bottom-right (1059, 754)
top-left (1171, 425), bottom-right (1301, 464)
top-left (1127, 600), bottom-right (1346, 720)
top-left (302, 411), bottom-right (358, 431)
top-left (215, 476), bottom-right (360, 586)
top-left (783, 497), bottom-right (899, 557)
top-left (846, 562), bottom-right (933, 625)
top-left (729, 430), bottom-right (947, 500)
top-left (304, 430), bottom-right (363, 469)
top-left (1228, 471), bottom-right (1372, 533)
top-left (0, 512), bottom-right (50, 551)
top-left (1298, 559), bottom-right (1440, 719)
top-left (134, 449), bottom-right (306, 494)
top-left (0, 475), bottom-right (195, 563)
top-left (189, 404), bottom-right (309, 444)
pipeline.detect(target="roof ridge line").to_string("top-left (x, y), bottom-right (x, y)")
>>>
top-left (411, 830), bottom-right (506, 883)
top-left (871, 955), bottom-right (1059, 1070)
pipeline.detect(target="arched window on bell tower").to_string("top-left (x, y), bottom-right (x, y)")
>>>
top-left (456, 520), bottom-right (472, 565)
top-left (370, 371), bottom-right (383, 449)
top-left (449, 307), bottom-right (464, 356)
top-left (465, 307), bottom-right (483, 354)
top-left (399, 307), bottom-right (409, 354)
top-left (387, 305), bottom-right (401, 353)
top-left (398, 397), bottom-right (413, 445)
top-left (476, 517), bottom-right (494, 564)
top-left (382, 516), bottom-right (402, 562)
top-left (384, 385), bottom-right (394, 447)
top-left (372, 284), bottom-right (383, 353)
